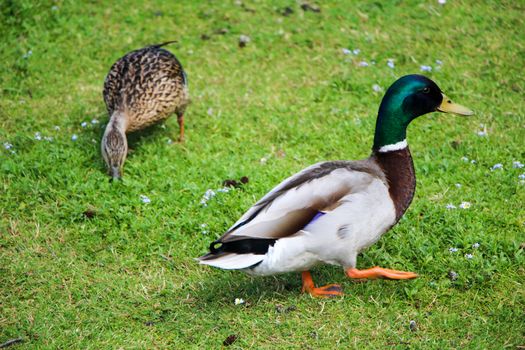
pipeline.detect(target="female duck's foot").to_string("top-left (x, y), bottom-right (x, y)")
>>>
top-left (346, 267), bottom-right (417, 280)
top-left (301, 271), bottom-right (343, 297)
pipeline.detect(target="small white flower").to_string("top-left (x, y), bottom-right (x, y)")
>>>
top-left (448, 271), bottom-right (459, 280)
top-left (200, 223), bottom-right (208, 228)
top-left (71, 134), bottom-right (78, 141)
top-left (54, 125), bottom-right (60, 130)
top-left (446, 203), bottom-right (456, 209)
top-left (234, 298), bottom-right (245, 305)
top-left (459, 201), bottom-right (471, 209)
top-left (449, 247), bottom-right (458, 253)
top-left (372, 84), bottom-right (382, 92)
top-left (204, 189), bottom-right (215, 198)
top-left (518, 174), bottom-right (525, 180)
top-left (435, 59), bottom-right (443, 66)
top-left (352, 48), bottom-right (361, 55)
top-left (3, 142), bottom-right (13, 150)
top-left (470, 159), bottom-right (477, 164)
top-left (465, 253), bottom-right (473, 259)
top-left (491, 163), bottom-right (503, 171)
top-left (207, 108), bottom-right (213, 116)
top-left (438, 0), bottom-right (446, 4)
top-left (239, 35), bottom-right (251, 45)
top-left (512, 161), bottom-right (524, 169)
top-left (477, 131), bottom-right (487, 137)
top-left (81, 121), bottom-right (88, 128)
top-left (200, 189), bottom-right (216, 206)
top-left (200, 185), bottom-right (234, 206)
top-left (358, 61), bottom-right (369, 67)
top-left (420, 65), bottom-right (432, 72)
top-left (461, 156), bottom-right (469, 162)
top-left (23, 50), bottom-right (32, 59)
top-left (91, 119), bottom-right (99, 124)
top-left (51, 5), bottom-right (59, 11)
top-left (260, 156), bottom-right (268, 164)
top-left (472, 242), bottom-right (480, 249)
top-left (44, 136), bottom-right (53, 142)
top-left (455, 183), bottom-right (461, 188)
top-left (34, 132), bottom-right (42, 140)
top-left (239, 35), bottom-right (250, 42)
top-left (342, 48), bottom-right (351, 55)
top-left (140, 195), bottom-right (151, 204)
top-left (167, 138), bottom-right (173, 144)
top-left (387, 59), bottom-right (395, 69)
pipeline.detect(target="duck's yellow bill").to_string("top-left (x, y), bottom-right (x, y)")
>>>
top-left (437, 94), bottom-right (473, 116)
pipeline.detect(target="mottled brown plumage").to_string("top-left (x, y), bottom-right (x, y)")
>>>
top-left (101, 42), bottom-right (189, 178)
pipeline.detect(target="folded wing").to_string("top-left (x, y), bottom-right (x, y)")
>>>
top-left (199, 159), bottom-right (384, 269)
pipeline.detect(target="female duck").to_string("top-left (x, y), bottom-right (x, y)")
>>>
top-left (199, 75), bottom-right (472, 297)
top-left (101, 42), bottom-right (189, 179)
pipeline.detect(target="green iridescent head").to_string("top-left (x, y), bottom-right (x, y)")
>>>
top-left (373, 74), bottom-right (473, 151)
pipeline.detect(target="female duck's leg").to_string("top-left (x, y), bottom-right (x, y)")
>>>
top-left (177, 113), bottom-right (185, 142)
top-left (346, 267), bottom-right (417, 280)
top-left (301, 271), bottom-right (343, 297)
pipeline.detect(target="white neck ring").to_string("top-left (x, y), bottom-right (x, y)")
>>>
top-left (378, 139), bottom-right (407, 153)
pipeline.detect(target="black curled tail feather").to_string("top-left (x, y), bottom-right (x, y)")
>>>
top-left (209, 238), bottom-right (277, 255)
top-left (151, 40), bottom-right (178, 48)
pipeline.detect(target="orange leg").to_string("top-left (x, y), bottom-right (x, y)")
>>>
top-left (346, 267), bottom-right (417, 280)
top-left (301, 271), bottom-right (343, 298)
top-left (177, 114), bottom-right (185, 142)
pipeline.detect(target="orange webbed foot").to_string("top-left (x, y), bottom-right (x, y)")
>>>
top-left (346, 267), bottom-right (418, 280)
top-left (301, 271), bottom-right (343, 298)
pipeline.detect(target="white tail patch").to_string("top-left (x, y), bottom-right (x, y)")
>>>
top-left (199, 253), bottom-right (264, 270)
top-left (378, 139), bottom-right (407, 153)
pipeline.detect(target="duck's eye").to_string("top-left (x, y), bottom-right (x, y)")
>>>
top-left (422, 87), bottom-right (430, 94)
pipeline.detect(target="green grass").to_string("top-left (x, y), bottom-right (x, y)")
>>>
top-left (1, 0), bottom-right (524, 348)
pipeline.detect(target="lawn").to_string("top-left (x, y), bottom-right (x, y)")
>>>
top-left (1, 0), bottom-right (524, 348)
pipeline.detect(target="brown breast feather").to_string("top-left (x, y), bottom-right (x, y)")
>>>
top-left (371, 147), bottom-right (416, 222)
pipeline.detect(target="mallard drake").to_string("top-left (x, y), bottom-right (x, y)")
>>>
top-left (199, 74), bottom-right (473, 297)
top-left (101, 41), bottom-right (189, 179)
